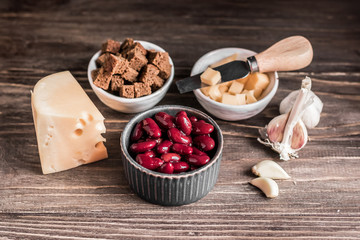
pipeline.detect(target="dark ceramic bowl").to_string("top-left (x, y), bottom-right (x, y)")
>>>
top-left (120, 105), bottom-right (223, 206)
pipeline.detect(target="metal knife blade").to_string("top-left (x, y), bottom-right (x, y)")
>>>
top-left (176, 60), bottom-right (250, 94)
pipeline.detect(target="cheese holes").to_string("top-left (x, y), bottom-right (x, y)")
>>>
top-left (50, 165), bottom-right (56, 171)
top-left (88, 114), bottom-right (93, 122)
top-left (44, 134), bottom-right (52, 146)
top-left (78, 159), bottom-right (86, 164)
top-left (74, 129), bottom-right (83, 136)
top-left (79, 118), bottom-right (86, 126)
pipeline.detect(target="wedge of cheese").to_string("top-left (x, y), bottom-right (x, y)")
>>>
top-left (31, 71), bottom-right (108, 174)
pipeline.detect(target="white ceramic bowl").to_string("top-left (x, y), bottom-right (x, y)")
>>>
top-left (87, 40), bottom-right (175, 113)
top-left (192, 48), bottom-right (279, 121)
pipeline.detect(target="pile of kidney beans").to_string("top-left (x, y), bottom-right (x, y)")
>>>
top-left (129, 111), bottom-right (216, 174)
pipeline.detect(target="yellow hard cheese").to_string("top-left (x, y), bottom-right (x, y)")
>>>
top-left (218, 82), bottom-right (230, 94)
top-left (228, 81), bottom-right (244, 95)
top-left (244, 90), bottom-right (257, 104)
top-left (201, 82), bottom-right (230, 102)
top-left (200, 67), bottom-right (221, 86)
top-left (210, 53), bottom-right (238, 68)
top-left (31, 71), bottom-right (108, 174)
top-left (245, 73), bottom-right (270, 91)
top-left (209, 85), bottom-right (222, 102)
top-left (221, 93), bottom-right (246, 105)
top-left (236, 76), bottom-right (250, 85)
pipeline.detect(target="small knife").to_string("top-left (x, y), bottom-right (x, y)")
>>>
top-left (176, 36), bottom-right (313, 94)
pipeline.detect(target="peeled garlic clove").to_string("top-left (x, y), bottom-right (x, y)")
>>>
top-left (250, 177), bottom-right (279, 198)
top-left (252, 160), bottom-right (291, 179)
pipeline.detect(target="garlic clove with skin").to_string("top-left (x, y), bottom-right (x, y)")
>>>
top-left (291, 120), bottom-right (308, 149)
top-left (279, 88), bottom-right (323, 129)
top-left (267, 113), bottom-right (308, 150)
top-left (258, 77), bottom-right (312, 160)
top-left (267, 113), bottom-right (288, 143)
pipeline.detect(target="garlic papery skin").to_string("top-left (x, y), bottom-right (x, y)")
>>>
top-left (258, 77), bottom-right (312, 160)
top-left (279, 81), bottom-right (323, 129)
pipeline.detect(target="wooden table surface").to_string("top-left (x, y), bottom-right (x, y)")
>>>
top-left (1, 0), bottom-right (359, 239)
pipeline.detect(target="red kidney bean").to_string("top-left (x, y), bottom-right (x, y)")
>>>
top-left (158, 162), bottom-right (174, 174)
top-left (175, 111), bottom-right (192, 135)
top-left (136, 154), bottom-right (163, 170)
top-left (192, 146), bottom-right (207, 156)
top-left (155, 112), bottom-right (176, 129)
top-left (147, 137), bottom-right (162, 145)
top-left (161, 153), bottom-right (181, 162)
top-left (153, 157), bottom-right (164, 169)
top-left (172, 143), bottom-right (193, 155)
top-left (173, 161), bottom-right (190, 173)
top-left (131, 122), bottom-right (144, 141)
top-left (142, 118), bottom-right (161, 138)
top-left (193, 135), bottom-right (215, 151)
top-left (143, 150), bottom-right (156, 158)
top-left (156, 140), bottom-right (173, 154)
top-left (188, 136), bottom-right (193, 146)
top-left (189, 116), bottom-right (198, 123)
top-left (130, 140), bottom-right (157, 153)
top-left (168, 127), bottom-right (191, 145)
top-left (187, 154), bottom-right (210, 166)
top-left (192, 121), bottom-right (214, 135)
top-left (190, 166), bottom-right (198, 171)
top-left (129, 110), bottom-right (216, 173)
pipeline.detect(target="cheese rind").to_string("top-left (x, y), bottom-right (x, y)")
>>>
top-left (31, 71), bottom-right (108, 174)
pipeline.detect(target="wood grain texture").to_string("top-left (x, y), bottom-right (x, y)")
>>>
top-left (1, 0), bottom-right (360, 239)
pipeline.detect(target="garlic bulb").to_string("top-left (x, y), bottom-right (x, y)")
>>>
top-left (258, 77), bottom-right (313, 160)
top-left (279, 86), bottom-right (323, 129)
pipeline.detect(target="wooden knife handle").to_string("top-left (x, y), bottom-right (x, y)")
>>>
top-left (253, 36), bottom-right (313, 73)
